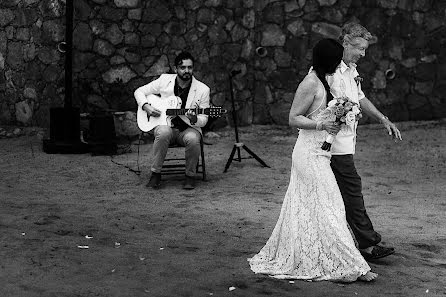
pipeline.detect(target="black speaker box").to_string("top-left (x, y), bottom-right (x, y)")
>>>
top-left (87, 113), bottom-right (117, 156)
top-left (43, 107), bottom-right (89, 154)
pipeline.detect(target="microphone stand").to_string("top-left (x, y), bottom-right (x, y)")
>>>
top-left (223, 70), bottom-right (270, 172)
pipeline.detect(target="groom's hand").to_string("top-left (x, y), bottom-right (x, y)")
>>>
top-left (381, 117), bottom-right (402, 141)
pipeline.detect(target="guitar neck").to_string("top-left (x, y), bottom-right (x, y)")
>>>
top-left (166, 108), bottom-right (206, 116)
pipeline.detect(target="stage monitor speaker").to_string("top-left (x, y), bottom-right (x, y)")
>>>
top-left (88, 113), bottom-right (117, 156)
top-left (43, 107), bottom-right (89, 154)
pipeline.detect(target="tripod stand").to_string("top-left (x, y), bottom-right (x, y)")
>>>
top-left (223, 70), bottom-right (270, 173)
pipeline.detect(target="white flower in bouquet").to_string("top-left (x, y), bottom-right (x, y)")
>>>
top-left (351, 105), bottom-right (360, 115)
top-left (345, 111), bottom-right (357, 126)
top-left (327, 99), bottom-right (337, 107)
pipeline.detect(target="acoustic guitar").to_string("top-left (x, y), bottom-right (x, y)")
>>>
top-left (137, 94), bottom-right (227, 132)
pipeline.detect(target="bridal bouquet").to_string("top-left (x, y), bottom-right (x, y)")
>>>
top-left (321, 96), bottom-right (362, 151)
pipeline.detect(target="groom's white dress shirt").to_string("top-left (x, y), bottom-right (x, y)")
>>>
top-left (326, 61), bottom-right (365, 155)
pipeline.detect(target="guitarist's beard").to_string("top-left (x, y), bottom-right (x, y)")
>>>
top-left (177, 73), bottom-right (192, 83)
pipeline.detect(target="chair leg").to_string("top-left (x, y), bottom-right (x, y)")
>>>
top-left (200, 137), bottom-right (206, 181)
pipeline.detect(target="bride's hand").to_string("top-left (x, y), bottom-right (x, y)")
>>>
top-left (322, 121), bottom-right (341, 135)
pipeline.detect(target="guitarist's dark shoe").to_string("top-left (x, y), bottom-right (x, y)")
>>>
top-left (146, 172), bottom-right (161, 189)
top-left (183, 175), bottom-right (195, 190)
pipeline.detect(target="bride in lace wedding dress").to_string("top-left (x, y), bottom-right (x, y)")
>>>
top-left (248, 39), bottom-right (377, 282)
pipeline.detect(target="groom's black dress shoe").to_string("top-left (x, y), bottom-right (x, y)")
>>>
top-left (360, 245), bottom-right (395, 260)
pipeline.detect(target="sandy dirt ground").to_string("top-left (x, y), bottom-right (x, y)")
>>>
top-left (1, 120), bottom-right (445, 297)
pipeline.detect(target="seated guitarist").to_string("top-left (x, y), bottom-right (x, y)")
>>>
top-left (134, 51), bottom-right (210, 190)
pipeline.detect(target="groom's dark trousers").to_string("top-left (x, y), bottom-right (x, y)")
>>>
top-left (330, 154), bottom-right (381, 249)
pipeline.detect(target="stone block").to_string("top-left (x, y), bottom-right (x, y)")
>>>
top-left (252, 103), bottom-right (271, 124)
top-left (99, 6), bottom-right (126, 21)
top-left (143, 55), bottom-right (170, 77)
top-left (0, 9), bottom-right (15, 27)
top-left (270, 102), bottom-right (291, 125)
top-left (15, 100), bottom-right (33, 125)
top-left (205, 0), bottom-right (223, 7)
top-left (102, 66), bottom-right (137, 84)
top-left (42, 20), bottom-right (64, 42)
top-left (197, 8), bottom-right (215, 24)
top-left (16, 28), bottom-right (30, 41)
top-left (371, 70), bottom-right (386, 89)
top-left (125, 33), bottom-right (140, 46)
top-left (208, 25), bottom-right (228, 44)
top-left (377, 0), bottom-right (398, 8)
top-left (105, 24), bottom-right (124, 45)
top-left (321, 7), bottom-right (343, 23)
top-left (414, 63), bottom-right (436, 81)
top-left (23, 43), bottom-right (36, 62)
top-left (285, 0), bottom-right (300, 12)
top-left (0, 52), bottom-right (4, 70)
top-left (24, 0), bottom-right (40, 6)
top-left (311, 22), bottom-right (341, 39)
top-left (401, 57), bottom-right (417, 68)
top-left (261, 24), bottom-right (286, 46)
top-left (141, 34), bottom-right (156, 47)
top-left (409, 102), bottom-right (432, 120)
top-left (240, 39), bottom-right (254, 60)
top-left (414, 81), bottom-right (433, 95)
top-left (0, 31), bottom-right (6, 53)
top-left (164, 21), bottom-right (186, 35)
top-left (274, 49), bottom-right (292, 67)
top-left (43, 65), bottom-right (61, 82)
top-left (287, 18), bottom-right (306, 36)
top-left (242, 9), bottom-right (255, 28)
top-left (413, 0), bottom-right (430, 11)
top-left (73, 22), bottom-right (93, 51)
top-left (142, 4), bottom-right (171, 22)
top-left (231, 24), bottom-right (249, 42)
top-left (24, 87), bottom-right (37, 99)
top-left (114, 0), bottom-right (140, 8)
top-left (6, 42), bottom-right (24, 69)
top-left (39, 0), bottom-right (62, 17)
top-left (87, 94), bottom-right (109, 110)
top-left (128, 8), bottom-right (142, 20)
top-left (73, 52), bottom-right (95, 72)
top-left (93, 39), bottom-right (115, 56)
top-left (263, 2), bottom-right (284, 25)
top-left (211, 92), bottom-right (226, 106)
top-left (398, 0), bottom-right (414, 10)
top-left (317, 0), bottom-right (337, 6)
top-left (74, 0), bottom-right (92, 20)
top-left (406, 93), bottom-right (428, 110)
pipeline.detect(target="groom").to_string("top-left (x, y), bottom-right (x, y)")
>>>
top-left (327, 22), bottom-right (403, 260)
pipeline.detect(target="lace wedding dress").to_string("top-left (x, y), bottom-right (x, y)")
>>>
top-left (248, 94), bottom-right (370, 282)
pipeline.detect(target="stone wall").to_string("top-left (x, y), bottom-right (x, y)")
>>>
top-left (0, 0), bottom-right (445, 129)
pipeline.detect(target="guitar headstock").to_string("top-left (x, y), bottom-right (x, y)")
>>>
top-left (207, 107), bottom-right (228, 117)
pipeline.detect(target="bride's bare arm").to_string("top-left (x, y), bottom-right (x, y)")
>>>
top-left (289, 76), bottom-right (318, 129)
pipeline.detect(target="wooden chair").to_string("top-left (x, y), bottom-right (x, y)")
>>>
top-left (137, 132), bottom-right (206, 181)
top-left (161, 135), bottom-right (206, 181)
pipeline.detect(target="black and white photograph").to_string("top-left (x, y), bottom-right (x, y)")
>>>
top-left (0, 0), bottom-right (445, 296)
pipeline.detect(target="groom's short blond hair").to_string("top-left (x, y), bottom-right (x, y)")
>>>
top-left (339, 22), bottom-right (373, 44)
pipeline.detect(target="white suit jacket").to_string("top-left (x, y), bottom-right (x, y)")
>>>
top-left (134, 74), bottom-right (210, 134)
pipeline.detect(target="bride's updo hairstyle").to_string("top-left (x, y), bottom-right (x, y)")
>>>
top-left (312, 38), bottom-right (344, 102)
